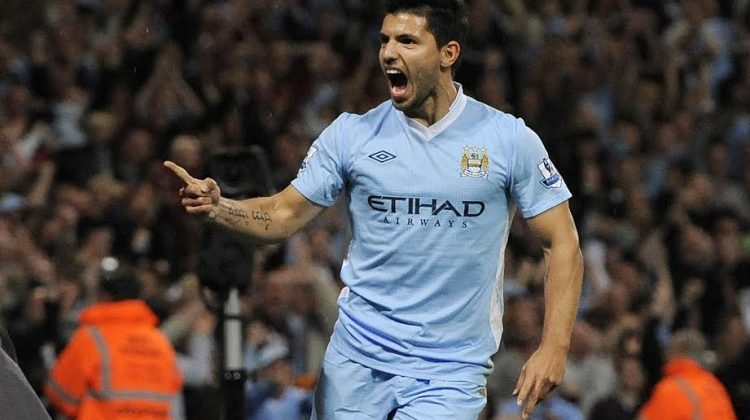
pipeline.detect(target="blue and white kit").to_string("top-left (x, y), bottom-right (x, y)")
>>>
top-left (292, 84), bottom-right (571, 387)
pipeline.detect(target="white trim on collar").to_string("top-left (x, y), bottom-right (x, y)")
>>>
top-left (398, 82), bottom-right (467, 141)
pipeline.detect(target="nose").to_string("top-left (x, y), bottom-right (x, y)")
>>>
top-left (381, 40), bottom-right (397, 64)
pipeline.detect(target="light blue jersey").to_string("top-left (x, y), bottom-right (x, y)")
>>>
top-left (292, 85), bottom-right (571, 385)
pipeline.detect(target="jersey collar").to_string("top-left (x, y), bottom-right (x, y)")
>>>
top-left (398, 82), bottom-right (467, 142)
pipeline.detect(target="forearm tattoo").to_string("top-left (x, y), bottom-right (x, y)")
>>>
top-left (219, 203), bottom-right (272, 231)
top-left (220, 203), bottom-right (250, 227)
top-left (251, 210), bottom-right (272, 230)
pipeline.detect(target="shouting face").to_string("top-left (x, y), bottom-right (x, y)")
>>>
top-left (379, 13), bottom-right (445, 115)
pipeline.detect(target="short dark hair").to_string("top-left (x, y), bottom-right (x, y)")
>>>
top-left (385, 0), bottom-right (468, 48)
top-left (100, 260), bottom-right (142, 301)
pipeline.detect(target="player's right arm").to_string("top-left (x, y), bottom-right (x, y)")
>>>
top-left (164, 161), bottom-right (325, 243)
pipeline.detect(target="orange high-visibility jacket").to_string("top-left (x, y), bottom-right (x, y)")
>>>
top-left (45, 300), bottom-right (183, 419)
top-left (639, 357), bottom-right (737, 420)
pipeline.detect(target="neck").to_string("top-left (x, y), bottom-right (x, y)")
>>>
top-left (405, 78), bottom-right (457, 127)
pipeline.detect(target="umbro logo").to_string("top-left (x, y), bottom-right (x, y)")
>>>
top-left (368, 150), bottom-right (396, 163)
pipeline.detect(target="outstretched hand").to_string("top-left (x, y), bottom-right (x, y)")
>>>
top-left (163, 161), bottom-right (221, 218)
top-left (513, 345), bottom-right (567, 419)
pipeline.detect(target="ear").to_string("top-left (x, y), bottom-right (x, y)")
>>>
top-left (440, 41), bottom-right (461, 69)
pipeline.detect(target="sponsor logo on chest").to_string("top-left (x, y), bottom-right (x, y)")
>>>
top-left (367, 195), bottom-right (485, 229)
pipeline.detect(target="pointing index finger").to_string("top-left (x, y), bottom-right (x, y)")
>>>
top-left (164, 161), bottom-right (196, 185)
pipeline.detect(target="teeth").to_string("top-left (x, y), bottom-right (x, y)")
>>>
top-left (386, 70), bottom-right (402, 74)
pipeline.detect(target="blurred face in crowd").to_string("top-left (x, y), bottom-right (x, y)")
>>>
top-left (379, 13), bottom-right (458, 117)
top-left (716, 314), bottom-right (748, 361)
top-left (122, 129), bottom-right (155, 164)
top-left (169, 135), bottom-right (203, 173)
top-left (3, 86), bottom-right (30, 118)
top-left (261, 269), bottom-right (293, 318)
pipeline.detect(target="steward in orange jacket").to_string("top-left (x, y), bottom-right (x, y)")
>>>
top-left (639, 329), bottom-right (736, 420)
top-left (45, 262), bottom-right (183, 419)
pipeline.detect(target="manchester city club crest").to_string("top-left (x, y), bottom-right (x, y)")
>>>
top-left (460, 146), bottom-right (489, 178)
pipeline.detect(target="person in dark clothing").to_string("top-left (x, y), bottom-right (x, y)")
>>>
top-left (0, 325), bottom-right (52, 420)
top-left (716, 341), bottom-right (750, 420)
top-left (3, 282), bottom-right (59, 395)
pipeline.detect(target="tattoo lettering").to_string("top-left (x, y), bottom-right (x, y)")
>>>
top-left (252, 210), bottom-right (272, 230)
top-left (217, 203), bottom-right (272, 230)
top-left (251, 211), bottom-right (271, 222)
top-left (220, 203), bottom-right (250, 226)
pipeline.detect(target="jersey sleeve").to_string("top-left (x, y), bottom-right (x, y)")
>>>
top-left (508, 120), bottom-right (572, 218)
top-left (291, 114), bottom-right (350, 207)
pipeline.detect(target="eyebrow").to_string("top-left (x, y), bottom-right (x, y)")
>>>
top-left (380, 32), bottom-right (420, 41)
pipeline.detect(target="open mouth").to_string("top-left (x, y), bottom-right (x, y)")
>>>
top-left (386, 69), bottom-right (409, 99)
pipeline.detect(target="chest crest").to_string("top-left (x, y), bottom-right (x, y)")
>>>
top-left (460, 146), bottom-right (489, 178)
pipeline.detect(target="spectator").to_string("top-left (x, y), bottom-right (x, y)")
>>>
top-left (638, 329), bottom-right (737, 420)
top-left (0, 324), bottom-right (52, 420)
top-left (134, 43), bottom-right (205, 135)
top-left (3, 278), bottom-right (59, 395)
top-left (245, 338), bottom-right (312, 420)
top-left (495, 392), bottom-right (583, 420)
top-left (45, 258), bottom-right (183, 419)
top-left (559, 320), bottom-right (617, 417)
top-left (161, 273), bottom-right (219, 420)
top-left (248, 252), bottom-right (338, 379)
top-left (487, 295), bottom-right (542, 405)
top-left (715, 312), bottom-right (750, 420)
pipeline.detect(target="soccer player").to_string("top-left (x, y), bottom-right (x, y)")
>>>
top-left (165, 1), bottom-right (583, 419)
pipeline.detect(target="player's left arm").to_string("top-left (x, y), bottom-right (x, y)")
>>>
top-left (513, 200), bottom-right (583, 419)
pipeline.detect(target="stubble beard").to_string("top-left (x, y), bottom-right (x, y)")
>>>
top-left (395, 79), bottom-right (436, 119)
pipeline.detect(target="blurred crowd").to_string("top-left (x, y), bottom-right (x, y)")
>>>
top-left (1, 0), bottom-right (749, 419)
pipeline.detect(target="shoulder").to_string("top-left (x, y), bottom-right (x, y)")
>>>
top-left (331, 100), bottom-right (394, 131)
top-left (70, 326), bottom-right (99, 344)
top-left (646, 377), bottom-right (693, 407)
top-left (640, 379), bottom-right (692, 420)
top-left (461, 96), bottom-right (528, 143)
top-left (653, 377), bottom-right (684, 395)
top-left (464, 96), bottom-right (514, 121)
top-left (53, 327), bottom-right (99, 362)
top-left (320, 102), bottom-right (395, 153)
